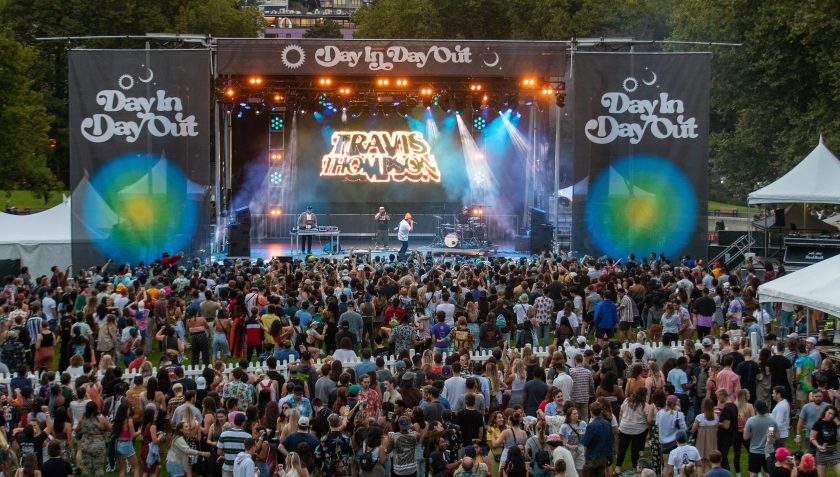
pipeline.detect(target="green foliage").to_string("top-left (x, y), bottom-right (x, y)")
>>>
top-left (0, 0), bottom-right (262, 187)
top-left (0, 27), bottom-right (59, 195)
top-left (671, 0), bottom-right (840, 200)
top-left (303, 19), bottom-right (344, 39)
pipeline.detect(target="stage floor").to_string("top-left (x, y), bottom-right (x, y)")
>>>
top-left (244, 239), bottom-right (527, 260)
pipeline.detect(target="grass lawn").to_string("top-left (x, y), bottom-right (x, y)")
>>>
top-left (1, 190), bottom-right (67, 211)
top-left (708, 201), bottom-right (752, 213)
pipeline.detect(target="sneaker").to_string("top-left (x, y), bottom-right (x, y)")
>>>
top-left (106, 465), bottom-right (116, 473)
top-left (127, 463), bottom-right (133, 473)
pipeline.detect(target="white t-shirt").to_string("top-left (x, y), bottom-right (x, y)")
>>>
top-left (771, 399), bottom-right (790, 439)
top-left (668, 445), bottom-right (701, 477)
top-left (435, 303), bottom-right (455, 326)
top-left (556, 310), bottom-right (579, 328)
top-left (332, 349), bottom-right (358, 362)
top-left (513, 303), bottom-right (532, 325)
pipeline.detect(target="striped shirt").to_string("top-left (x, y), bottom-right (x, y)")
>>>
top-left (568, 365), bottom-right (594, 404)
top-left (217, 428), bottom-right (251, 471)
top-left (26, 316), bottom-right (43, 345)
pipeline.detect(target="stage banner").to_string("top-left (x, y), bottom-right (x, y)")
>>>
top-left (572, 52), bottom-right (710, 261)
top-left (217, 39), bottom-right (565, 78)
top-left (69, 49), bottom-right (212, 268)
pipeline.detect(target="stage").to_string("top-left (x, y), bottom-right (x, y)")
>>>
top-left (245, 239), bottom-right (523, 260)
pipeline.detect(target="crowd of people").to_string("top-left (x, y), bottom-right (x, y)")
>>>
top-left (0, 250), bottom-right (835, 477)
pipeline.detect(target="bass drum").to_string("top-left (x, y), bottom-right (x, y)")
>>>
top-left (443, 233), bottom-right (460, 248)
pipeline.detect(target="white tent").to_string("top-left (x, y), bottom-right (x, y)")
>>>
top-left (748, 136), bottom-right (840, 205)
top-left (757, 254), bottom-right (840, 317)
top-left (0, 199), bottom-right (72, 276)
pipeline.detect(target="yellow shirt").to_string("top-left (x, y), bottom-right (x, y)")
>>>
top-left (260, 313), bottom-right (281, 345)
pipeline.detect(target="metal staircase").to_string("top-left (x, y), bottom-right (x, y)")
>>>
top-left (710, 233), bottom-right (756, 269)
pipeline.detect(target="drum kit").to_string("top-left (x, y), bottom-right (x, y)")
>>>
top-left (432, 217), bottom-right (489, 249)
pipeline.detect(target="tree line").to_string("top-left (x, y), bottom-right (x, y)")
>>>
top-left (0, 0), bottom-right (837, 203)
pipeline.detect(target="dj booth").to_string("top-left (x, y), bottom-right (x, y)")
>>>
top-left (290, 227), bottom-right (342, 254)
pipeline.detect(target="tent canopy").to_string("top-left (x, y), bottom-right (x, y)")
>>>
top-left (748, 136), bottom-right (840, 205)
top-left (758, 254), bottom-right (840, 317)
top-left (0, 199), bottom-right (71, 276)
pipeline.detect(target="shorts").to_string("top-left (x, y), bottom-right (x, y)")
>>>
top-left (748, 452), bottom-right (767, 474)
top-left (116, 440), bottom-right (136, 457)
top-left (796, 388), bottom-right (810, 402)
top-left (618, 321), bottom-right (633, 331)
top-left (661, 440), bottom-right (678, 455)
top-left (167, 461), bottom-right (186, 477)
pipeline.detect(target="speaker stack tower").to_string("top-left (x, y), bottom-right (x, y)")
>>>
top-left (227, 207), bottom-right (251, 257)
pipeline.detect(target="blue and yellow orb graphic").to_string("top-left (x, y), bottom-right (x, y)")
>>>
top-left (584, 155), bottom-right (697, 259)
top-left (81, 154), bottom-right (200, 264)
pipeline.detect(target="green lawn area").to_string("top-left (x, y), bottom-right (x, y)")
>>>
top-left (708, 200), bottom-right (752, 213)
top-left (1, 190), bottom-right (67, 211)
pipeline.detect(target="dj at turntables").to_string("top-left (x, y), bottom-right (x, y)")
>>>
top-left (297, 206), bottom-right (317, 255)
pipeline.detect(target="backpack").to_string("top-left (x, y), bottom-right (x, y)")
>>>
top-left (357, 443), bottom-right (377, 472)
top-left (534, 447), bottom-right (552, 468)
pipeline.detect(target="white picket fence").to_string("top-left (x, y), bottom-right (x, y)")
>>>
top-left (0, 334), bottom-right (755, 389)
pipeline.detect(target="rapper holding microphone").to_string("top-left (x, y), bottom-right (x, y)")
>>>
top-left (396, 213), bottom-right (414, 259)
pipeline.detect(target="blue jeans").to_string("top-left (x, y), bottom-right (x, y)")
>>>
top-left (535, 323), bottom-right (552, 347)
top-left (533, 464), bottom-right (554, 477)
top-left (166, 461), bottom-right (185, 477)
top-left (780, 310), bottom-right (794, 332)
top-left (213, 332), bottom-right (230, 359)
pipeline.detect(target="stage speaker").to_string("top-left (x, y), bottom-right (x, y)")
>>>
top-left (227, 223), bottom-right (251, 257)
top-left (514, 234), bottom-right (531, 252)
top-left (0, 259), bottom-right (20, 278)
top-left (773, 208), bottom-right (785, 227)
top-left (529, 207), bottom-right (548, 226)
top-left (234, 206), bottom-right (251, 225)
top-left (530, 224), bottom-right (554, 254)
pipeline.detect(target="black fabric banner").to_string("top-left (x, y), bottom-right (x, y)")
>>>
top-left (571, 52), bottom-right (711, 260)
top-left (216, 39), bottom-right (565, 78)
top-left (69, 49), bottom-right (212, 268)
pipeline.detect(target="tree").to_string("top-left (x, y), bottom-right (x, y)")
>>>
top-left (303, 19), bottom-right (344, 39)
top-left (671, 0), bottom-right (840, 199)
top-left (352, 0), bottom-right (443, 39)
top-left (0, 27), bottom-right (58, 198)
top-left (0, 0), bottom-right (262, 186)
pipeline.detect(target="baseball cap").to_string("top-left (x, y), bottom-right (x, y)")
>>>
top-left (348, 384), bottom-right (360, 396)
top-left (666, 395), bottom-right (679, 405)
top-left (299, 416), bottom-right (310, 428)
top-left (546, 434), bottom-right (562, 443)
top-left (701, 338), bottom-right (713, 346)
top-left (195, 377), bottom-right (207, 390)
top-left (398, 415), bottom-right (411, 430)
top-left (577, 336), bottom-right (587, 345)
top-left (458, 316), bottom-right (467, 325)
top-left (806, 337), bottom-right (817, 344)
top-left (402, 371), bottom-right (416, 382)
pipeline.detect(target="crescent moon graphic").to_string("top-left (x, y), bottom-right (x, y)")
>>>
top-left (483, 52), bottom-right (500, 68)
top-left (642, 71), bottom-right (657, 85)
top-left (138, 67), bottom-right (154, 83)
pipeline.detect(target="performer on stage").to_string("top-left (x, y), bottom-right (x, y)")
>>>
top-left (397, 213), bottom-right (413, 259)
top-left (297, 206), bottom-right (317, 255)
top-left (374, 206), bottom-right (390, 249)
top-left (457, 206), bottom-right (471, 224)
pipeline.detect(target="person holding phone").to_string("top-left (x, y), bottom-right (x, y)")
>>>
top-left (810, 405), bottom-right (840, 477)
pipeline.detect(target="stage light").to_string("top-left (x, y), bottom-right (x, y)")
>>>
top-left (472, 208), bottom-right (480, 215)
top-left (338, 87), bottom-right (352, 95)
top-left (236, 110), bottom-right (244, 119)
top-left (521, 78), bottom-right (537, 88)
top-left (469, 83), bottom-right (482, 92)
top-left (473, 116), bottom-right (486, 130)
top-left (420, 87), bottom-right (433, 96)
top-left (225, 88), bottom-right (235, 98)
top-left (269, 170), bottom-right (283, 185)
top-left (269, 114), bottom-right (284, 130)
top-left (376, 79), bottom-right (390, 87)
top-left (270, 152), bottom-right (283, 161)
top-left (395, 79), bottom-right (408, 87)
top-left (541, 87), bottom-right (554, 96)
top-left (248, 77), bottom-right (263, 86)
top-left (269, 208), bottom-right (282, 216)
top-left (272, 93), bottom-right (284, 102)
top-left (318, 78), bottom-right (332, 86)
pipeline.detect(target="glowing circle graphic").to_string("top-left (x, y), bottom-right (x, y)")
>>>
top-left (81, 154), bottom-right (200, 264)
top-left (584, 155), bottom-right (696, 259)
